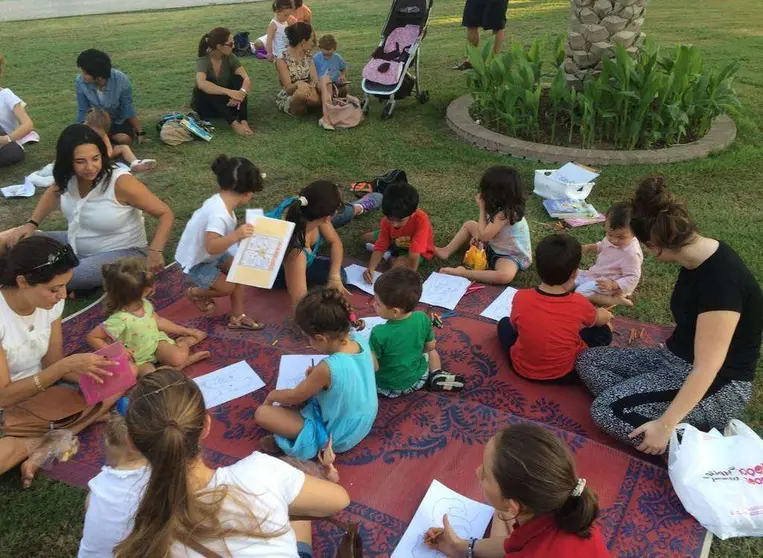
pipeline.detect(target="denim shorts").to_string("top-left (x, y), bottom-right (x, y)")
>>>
top-left (486, 245), bottom-right (524, 271)
top-left (297, 541), bottom-right (313, 558)
top-left (187, 254), bottom-right (229, 290)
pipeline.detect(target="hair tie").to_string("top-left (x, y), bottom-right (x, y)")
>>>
top-left (167, 420), bottom-right (179, 428)
top-left (298, 196), bottom-right (308, 207)
top-left (571, 478), bottom-right (586, 497)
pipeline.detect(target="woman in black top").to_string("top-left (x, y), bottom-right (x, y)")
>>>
top-left (576, 176), bottom-right (762, 455)
top-left (192, 27), bottom-right (253, 136)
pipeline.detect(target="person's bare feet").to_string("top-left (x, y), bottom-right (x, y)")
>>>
top-left (434, 246), bottom-right (452, 260)
top-left (441, 266), bottom-right (467, 277)
top-left (179, 330), bottom-right (207, 348)
top-left (182, 351), bottom-right (211, 369)
top-left (241, 121), bottom-right (255, 135)
top-left (259, 435), bottom-right (282, 455)
top-left (20, 460), bottom-right (39, 489)
top-left (231, 121), bottom-right (253, 136)
top-left (614, 294), bottom-right (634, 307)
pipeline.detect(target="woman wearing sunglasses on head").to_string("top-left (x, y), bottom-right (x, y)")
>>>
top-left (0, 237), bottom-right (125, 487)
top-left (0, 124), bottom-right (173, 293)
top-left (193, 27), bottom-right (254, 136)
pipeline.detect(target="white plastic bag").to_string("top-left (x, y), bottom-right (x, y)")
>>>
top-left (533, 170), bottom-right (594, 200)
top-left (668, 419), bottom-right (763, 539)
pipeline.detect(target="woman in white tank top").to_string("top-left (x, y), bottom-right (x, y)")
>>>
top-left (0, 124), bottom-right (173, 291)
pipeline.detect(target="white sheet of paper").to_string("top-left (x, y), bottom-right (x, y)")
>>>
top-left (246, 208), bottom-right (264, 224)
top-left (480, 286), bottom-right (519, 322)
top-left (1, 178), bottom-right (35, 198)
top-left (420, 273), bottom-right (471, 310)
top-left (275, 355), bottom-right (329, 406)
top-left (550, 162), bottom-right (599, 185)
top-left (352, 316), bottom-right (387, 342)
top-left (345, 264), bottom-right (381, 295)
top-left (194, 361), bottom-right (265, 408)
top-left (391, 480), bottom-right (494, 558)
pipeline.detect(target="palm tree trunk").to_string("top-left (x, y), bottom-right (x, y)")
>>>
top-left (564, 0), bottom-right (648, 90)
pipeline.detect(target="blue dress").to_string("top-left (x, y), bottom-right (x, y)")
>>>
top-left (275, 334), bottom-right (379, 460)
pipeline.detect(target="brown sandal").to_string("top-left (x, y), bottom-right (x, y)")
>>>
top-left (228, 314), bottom-right (264, 331)
top-left (187, 287), bottom-right (216, 314)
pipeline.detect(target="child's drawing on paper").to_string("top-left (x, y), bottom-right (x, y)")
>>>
top-left (240, 235), bottom-right (282, 271)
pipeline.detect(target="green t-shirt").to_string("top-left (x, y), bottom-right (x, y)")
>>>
top-left (370, 311), bottom-right (434, 391)
top-left (196, 54), bottom-right (241, 87)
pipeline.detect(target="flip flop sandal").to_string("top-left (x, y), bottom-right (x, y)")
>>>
top-left (228, 314), bottom-right (265, 331)
top-left (350, 181), bottom-right (373, 195)
top-left (187, 287), bottom-right (216, 314)
top-left (453, 59), bottom-right (473, 71)
top-left (427, 371), bottom-right (466, 392)
top-left (130, 159), bottom-right (158, 173)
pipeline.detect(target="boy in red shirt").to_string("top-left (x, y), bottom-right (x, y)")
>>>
top-left (363, 182), bottom-right (435, 282)
top-left (498, 234), bottom-right (613, 382)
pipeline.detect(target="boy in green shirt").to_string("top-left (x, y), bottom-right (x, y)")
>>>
top-left (370, 268), bottom-right (465, 397)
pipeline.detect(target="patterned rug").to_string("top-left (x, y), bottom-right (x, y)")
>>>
top-left (51, 265), bottom-right (705, 557)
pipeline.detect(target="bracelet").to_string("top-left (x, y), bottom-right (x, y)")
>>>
top-left (466, 538), bottom-right (477, 558)
top-left (239, 88), bottom-right (248, 95)
top-left (147, 248), bottom-right (162, 253)
top-left (27, 219), bottom-right (39, 228)
top-left (33, 374), bottom-right (45, 393)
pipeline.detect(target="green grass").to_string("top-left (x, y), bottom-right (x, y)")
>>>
top-left (0, 0), bottom-right (761, 555)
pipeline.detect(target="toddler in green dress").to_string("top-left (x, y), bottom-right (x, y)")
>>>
top-left (86, 258), bottom-right (210, 375)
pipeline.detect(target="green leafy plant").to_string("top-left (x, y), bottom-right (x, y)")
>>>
top-left (467, 37), bottom-right (741, 150)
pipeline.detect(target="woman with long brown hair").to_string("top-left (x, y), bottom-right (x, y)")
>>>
top-left (193, 27), bottom-right (254, 136)
top-left (425, 424), bottom-right (609, 557)
top-left (577, 176), bottom-right (763, 455)
top-left (115, 368), bottom-right (350, 557)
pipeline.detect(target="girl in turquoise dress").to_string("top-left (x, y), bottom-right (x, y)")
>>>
top-left (85, 257), bottom-right (210, 375)
top-left (255, 287), bottom-right (378, 461)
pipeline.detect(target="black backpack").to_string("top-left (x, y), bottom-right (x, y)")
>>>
top-left (233, 32), bottom-right (252, 56)
top-left (372, 169), bottom-right (408, 194)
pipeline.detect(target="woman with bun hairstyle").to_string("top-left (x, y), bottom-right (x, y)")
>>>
top-left (175, 155), bottom-right (265, 330)
top-left (275, 22), bottom-right (334, 129)
top-left (425, 424), bottom-right (609, 557)
top-left (193, 27), bottom-right (254, 136)
top-left (0, 237), bottom-right (123, 487)
top-left (577, 176), bottom-right (763, 455)
top-left (115, 368), bottom-right (351, 558)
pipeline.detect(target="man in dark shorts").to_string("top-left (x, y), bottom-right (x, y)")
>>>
top-left (456, 0), bottom-right (509, 70)
top-left (75, 49), bottom-right (145, 145)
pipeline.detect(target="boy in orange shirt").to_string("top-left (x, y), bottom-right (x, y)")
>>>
top-left (498, 233), bottom-right (613, 383)
top-left (363, 182), bottom-right (435, 282)
top-left (292, 0), bottom-right (312, 24)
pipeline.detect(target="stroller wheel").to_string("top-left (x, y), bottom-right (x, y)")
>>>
top-left (381, 101), bottom-right (395, 120)
top-left (418, 91), bottom-right (430, 104)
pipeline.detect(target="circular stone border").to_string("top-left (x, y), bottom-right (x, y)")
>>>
top-left (446, 95), bottom-right (737, 166)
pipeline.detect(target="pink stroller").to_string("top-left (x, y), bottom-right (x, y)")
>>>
top-left (361, 0), bottom-right (433, 120)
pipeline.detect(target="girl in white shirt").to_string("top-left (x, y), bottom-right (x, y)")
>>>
top-left (115, 368), bottom-right (350, 558)
top-left (0, 54), bottom-right (37, 169)
top-left (175, 155), bottom-right (265, 330)
top-left (78, 415), bottom-right (149, 558)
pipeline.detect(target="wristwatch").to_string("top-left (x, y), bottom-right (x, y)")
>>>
top-left (466, 538), bottom-right (477, 558)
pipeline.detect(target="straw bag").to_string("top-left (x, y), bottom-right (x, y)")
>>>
top-left (0, 385), bottom-right (102, 438)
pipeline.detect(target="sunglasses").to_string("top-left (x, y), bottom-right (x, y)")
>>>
top-left (223, 41), bottom-right (234, 47)
top-left (29, 244), bottom-right (79, 273)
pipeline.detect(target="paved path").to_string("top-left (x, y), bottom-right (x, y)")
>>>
top-left (0, 0), bottom-right (264, 23)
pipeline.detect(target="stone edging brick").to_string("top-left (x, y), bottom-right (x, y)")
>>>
top-left (446, 95), bottom-right (737, 166)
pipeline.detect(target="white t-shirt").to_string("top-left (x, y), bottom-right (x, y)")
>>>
top-left (60, 168), bottom-right (148, 257)
top-left (78, 465), bottom-right (150, 558)
top-left (175, 194), bottom-right (237, 272)
top-left (0, 292), bottom-right (65, 384)
top-left (173, 452), bottom-right (306, 557)
top-left (0, 88), bottom-right (39, 146)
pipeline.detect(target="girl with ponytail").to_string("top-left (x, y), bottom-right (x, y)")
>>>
top-left (255, 287), bottom-right (378, 464)
top-left (577, 176), bottom-right (762, 456)
top-left (115, 368), bottom-right (351, 558)
top-left (425, 423), bottom-right (609, 557)
top-left (267, 180), bottom-right (381, 307)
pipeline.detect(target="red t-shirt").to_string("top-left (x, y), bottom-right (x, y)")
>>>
top-left (374, 209), bottom-right (435, 259)
top-left (510, 288), bottom-right (597, 380)
top-left (504, 515), bottom-right (610, 557)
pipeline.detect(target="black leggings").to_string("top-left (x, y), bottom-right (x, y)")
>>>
top-left (497, 317), bottom-right (612, 384)
top-left (273, 256), bottom-right (348, 291)
top-left (192, 74), bottom-right (248, 124)
top-left (0, 125), bottom-right (24, 168)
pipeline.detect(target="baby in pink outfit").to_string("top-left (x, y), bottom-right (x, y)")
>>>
top-left (576, 202), bottom-right (643, 307)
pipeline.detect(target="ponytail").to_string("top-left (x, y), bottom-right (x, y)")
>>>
top-left (630, 175), bottom-right (697, 249)
top-left (115, 369), bottom-right (280, 557)
top-left (491, 424), bottom-right (600, 539)
top-left (197, 33), bottom-right (211, 57)
top-left (198, 27), bottom-right (231, 58)
top-left (282, 180), bottom-right (344, 254)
